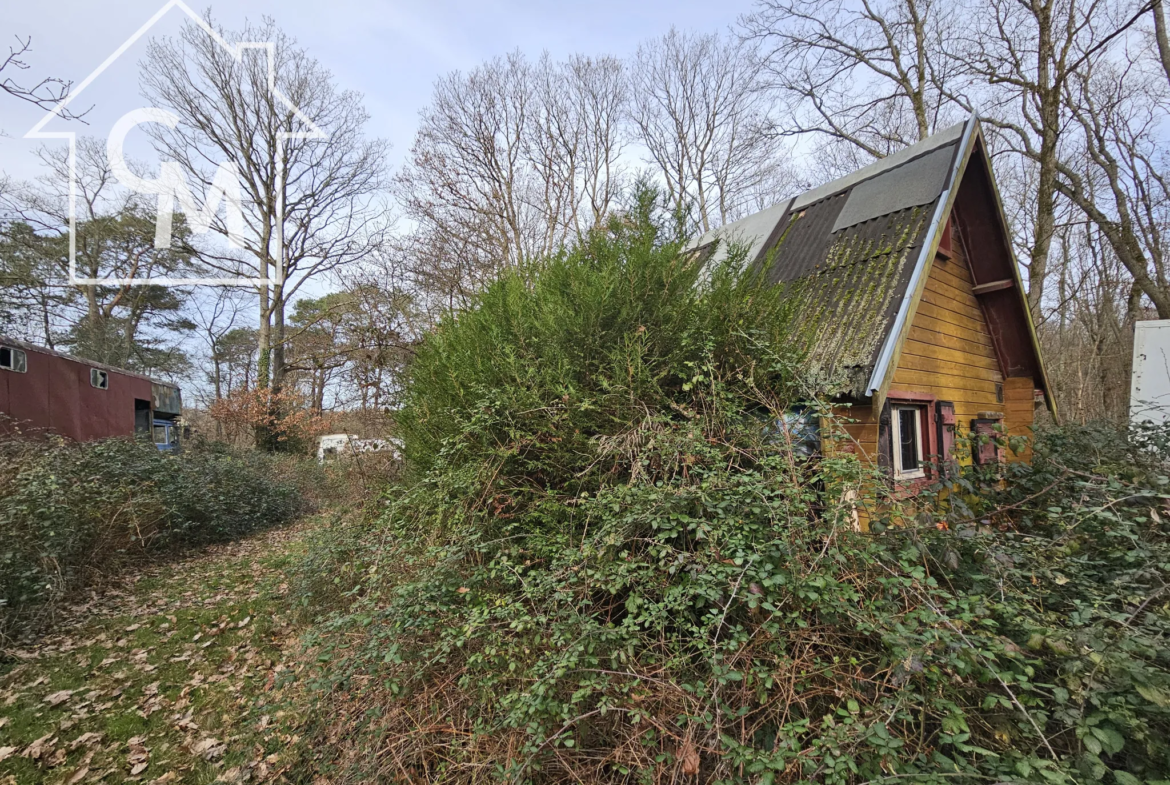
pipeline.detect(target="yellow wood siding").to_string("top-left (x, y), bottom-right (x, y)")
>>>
top-left (829, 241), bottom-right (1036, 465)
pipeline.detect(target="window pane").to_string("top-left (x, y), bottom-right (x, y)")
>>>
top-left (0, 347), bottom-right (10, 368)
top-left (898, 408), bottom-right (919, 471)
top-left (153, 425), bottom-right (167, 444)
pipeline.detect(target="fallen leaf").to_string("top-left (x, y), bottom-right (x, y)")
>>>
top-left (127, 735), bottom-right (150, 772)
top-left (0, 748), bottom-right (15, 763)
top-left (237, 617), bottom-right (251, 628)
top-left (23, 733), bottom-right (56, 760)
top-left (43, 690), bottom-right (73, 707)
top-left (69, 731), bottom-right (103, 750)
top-left (191, 737), bottom-right (225, 760)
top-left (67, 766), bottom-right (90, 784)
top-left (215, 767), bottom-right (249, 783)
top-left (149, 773), bottom-right (179, 784)
top-left (680, 738), bottom-right (700, 777)
top-left (46, 748), bottom-right (66, 768)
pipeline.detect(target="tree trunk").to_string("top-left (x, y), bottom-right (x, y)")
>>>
top-left (255, 272), bottom-right (274, 450)
top-left (1026, 0), bottom-right (1058, 322)
top-left (271, 285), bottom-right (287, 393)
top-left (257, 278), bottom-right (271, 391)
top-left (1153, 0), bottom-right (1170, 88)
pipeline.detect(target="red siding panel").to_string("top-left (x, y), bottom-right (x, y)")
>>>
top-left (0, 365), bottom-right (9, 422)
top-left (0, 339), bottom-right (178, 442)
top-left (48, 358), bottom-right (82, 441)
top-left (8, 350), bottom-right (50, 430)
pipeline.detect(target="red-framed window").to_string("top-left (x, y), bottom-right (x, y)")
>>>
top-left (891, 403), bottom-right (929, 479)
top-left (882, 392), bottom-right (957, 484)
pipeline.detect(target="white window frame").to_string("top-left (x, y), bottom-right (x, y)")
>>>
top-left (892, 404), bottom-right (926, 480)
top-left (90, 368), bottom-right (109, 390)
top-left (0, 346), bottom-right (27, 373)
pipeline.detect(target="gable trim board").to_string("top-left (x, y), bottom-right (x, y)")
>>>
top-left (690, 113), bottom-right (1056, 423)
top-left (864, 116), bottom-right (975, 411)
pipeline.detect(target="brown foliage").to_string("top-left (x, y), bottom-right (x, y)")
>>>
top-left (208, 387), bottom-right (338, 450)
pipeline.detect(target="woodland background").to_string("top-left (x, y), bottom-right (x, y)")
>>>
top-left (2, 0), bottom-right (1168, 439)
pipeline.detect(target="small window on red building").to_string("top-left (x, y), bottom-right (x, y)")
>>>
top-left (90, 368), bottom-right (109, 389)
top-left (0, 346), bottom-right (27, 373)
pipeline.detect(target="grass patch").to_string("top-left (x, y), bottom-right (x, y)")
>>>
top-left (0, 517), bottom-right (322, 784)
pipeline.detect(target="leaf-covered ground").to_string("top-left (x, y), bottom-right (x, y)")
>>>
top-left (0, 520), bottom-right (317, 785)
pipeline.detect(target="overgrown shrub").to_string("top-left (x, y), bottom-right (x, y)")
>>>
top-left (299, 198), bottom-right (1170, 784)
top-left (0, 435), bottom-right (305, 642)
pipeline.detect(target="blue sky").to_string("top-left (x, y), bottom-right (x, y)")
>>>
top-left (1, 0), bottom-right (754, 181)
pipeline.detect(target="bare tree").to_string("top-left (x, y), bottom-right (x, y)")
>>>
top-left (949, 0), bottom-right (1112, 317)
top-left (564, 55), bottom-right (628, 231)
top-left (393, 51), bottom-right (534, 310)
top-left (631, 28), bottom-right (792, 232)
top-left (393, 50), bottom-right (627, 313)
top-left (188, 287), bottom-right (253, 422)
top-left (139, 14), bottom-right (390, 395)
top-left (1054, 49), bottom-right (1170, 316)
top-left (740, 0), bottom-right (961, 177)
top-left (1041, 219), bottom-right (1145, 423)
top-left (0, 35), bottom-right (87, 120)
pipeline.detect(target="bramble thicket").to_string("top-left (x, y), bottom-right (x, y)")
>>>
top-left (289, 199), bottom-right (1170, 784)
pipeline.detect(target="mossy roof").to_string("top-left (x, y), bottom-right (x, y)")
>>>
top-left (691, 125), bottom-right (965, 398)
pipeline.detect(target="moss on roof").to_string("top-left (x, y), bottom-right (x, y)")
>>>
top-left (778, 205), bottom-right (930, 397)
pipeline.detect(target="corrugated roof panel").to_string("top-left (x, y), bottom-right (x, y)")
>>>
top-left (688, 199), bottom-right (791, 267)
top-left (761, 192), bottom-right (848, 285)
top-left (831, 144), bottom-right (954, 232)
top-left (773, 203), bottom-right (935, 397)
top-left (790, 120), bottom-right (965, 210)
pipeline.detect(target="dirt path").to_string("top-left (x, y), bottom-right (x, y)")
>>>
top-left (0, 519), bottom-right (318, 784)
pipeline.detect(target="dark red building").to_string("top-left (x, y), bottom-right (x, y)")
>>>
top-left (0, 336), bottom-right (182, 444)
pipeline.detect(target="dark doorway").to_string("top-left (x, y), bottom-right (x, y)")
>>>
top-left (134, 399), bottom-right (152, 436)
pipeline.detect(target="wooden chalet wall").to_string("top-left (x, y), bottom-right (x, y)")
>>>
top-left (889, 228), bottom-right (1034, 462)
top-left (831, 215), bottom-right (1035, 465)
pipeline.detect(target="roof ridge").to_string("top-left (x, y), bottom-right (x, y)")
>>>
top-left (790, 120), bottom-right (968, 211)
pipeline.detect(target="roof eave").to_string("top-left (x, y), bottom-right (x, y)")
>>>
top-left (861, 115), bottom-right (1059, 423)
top-left (968, 131), bottom-right (1060, 423)
top-left (0, 334), bottom-right (180, 390)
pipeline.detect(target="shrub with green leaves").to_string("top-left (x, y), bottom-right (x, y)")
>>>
top-left (0, 436), bottom-right (305, 641)
top-left (302, 196), bottom-right (1170, 784)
